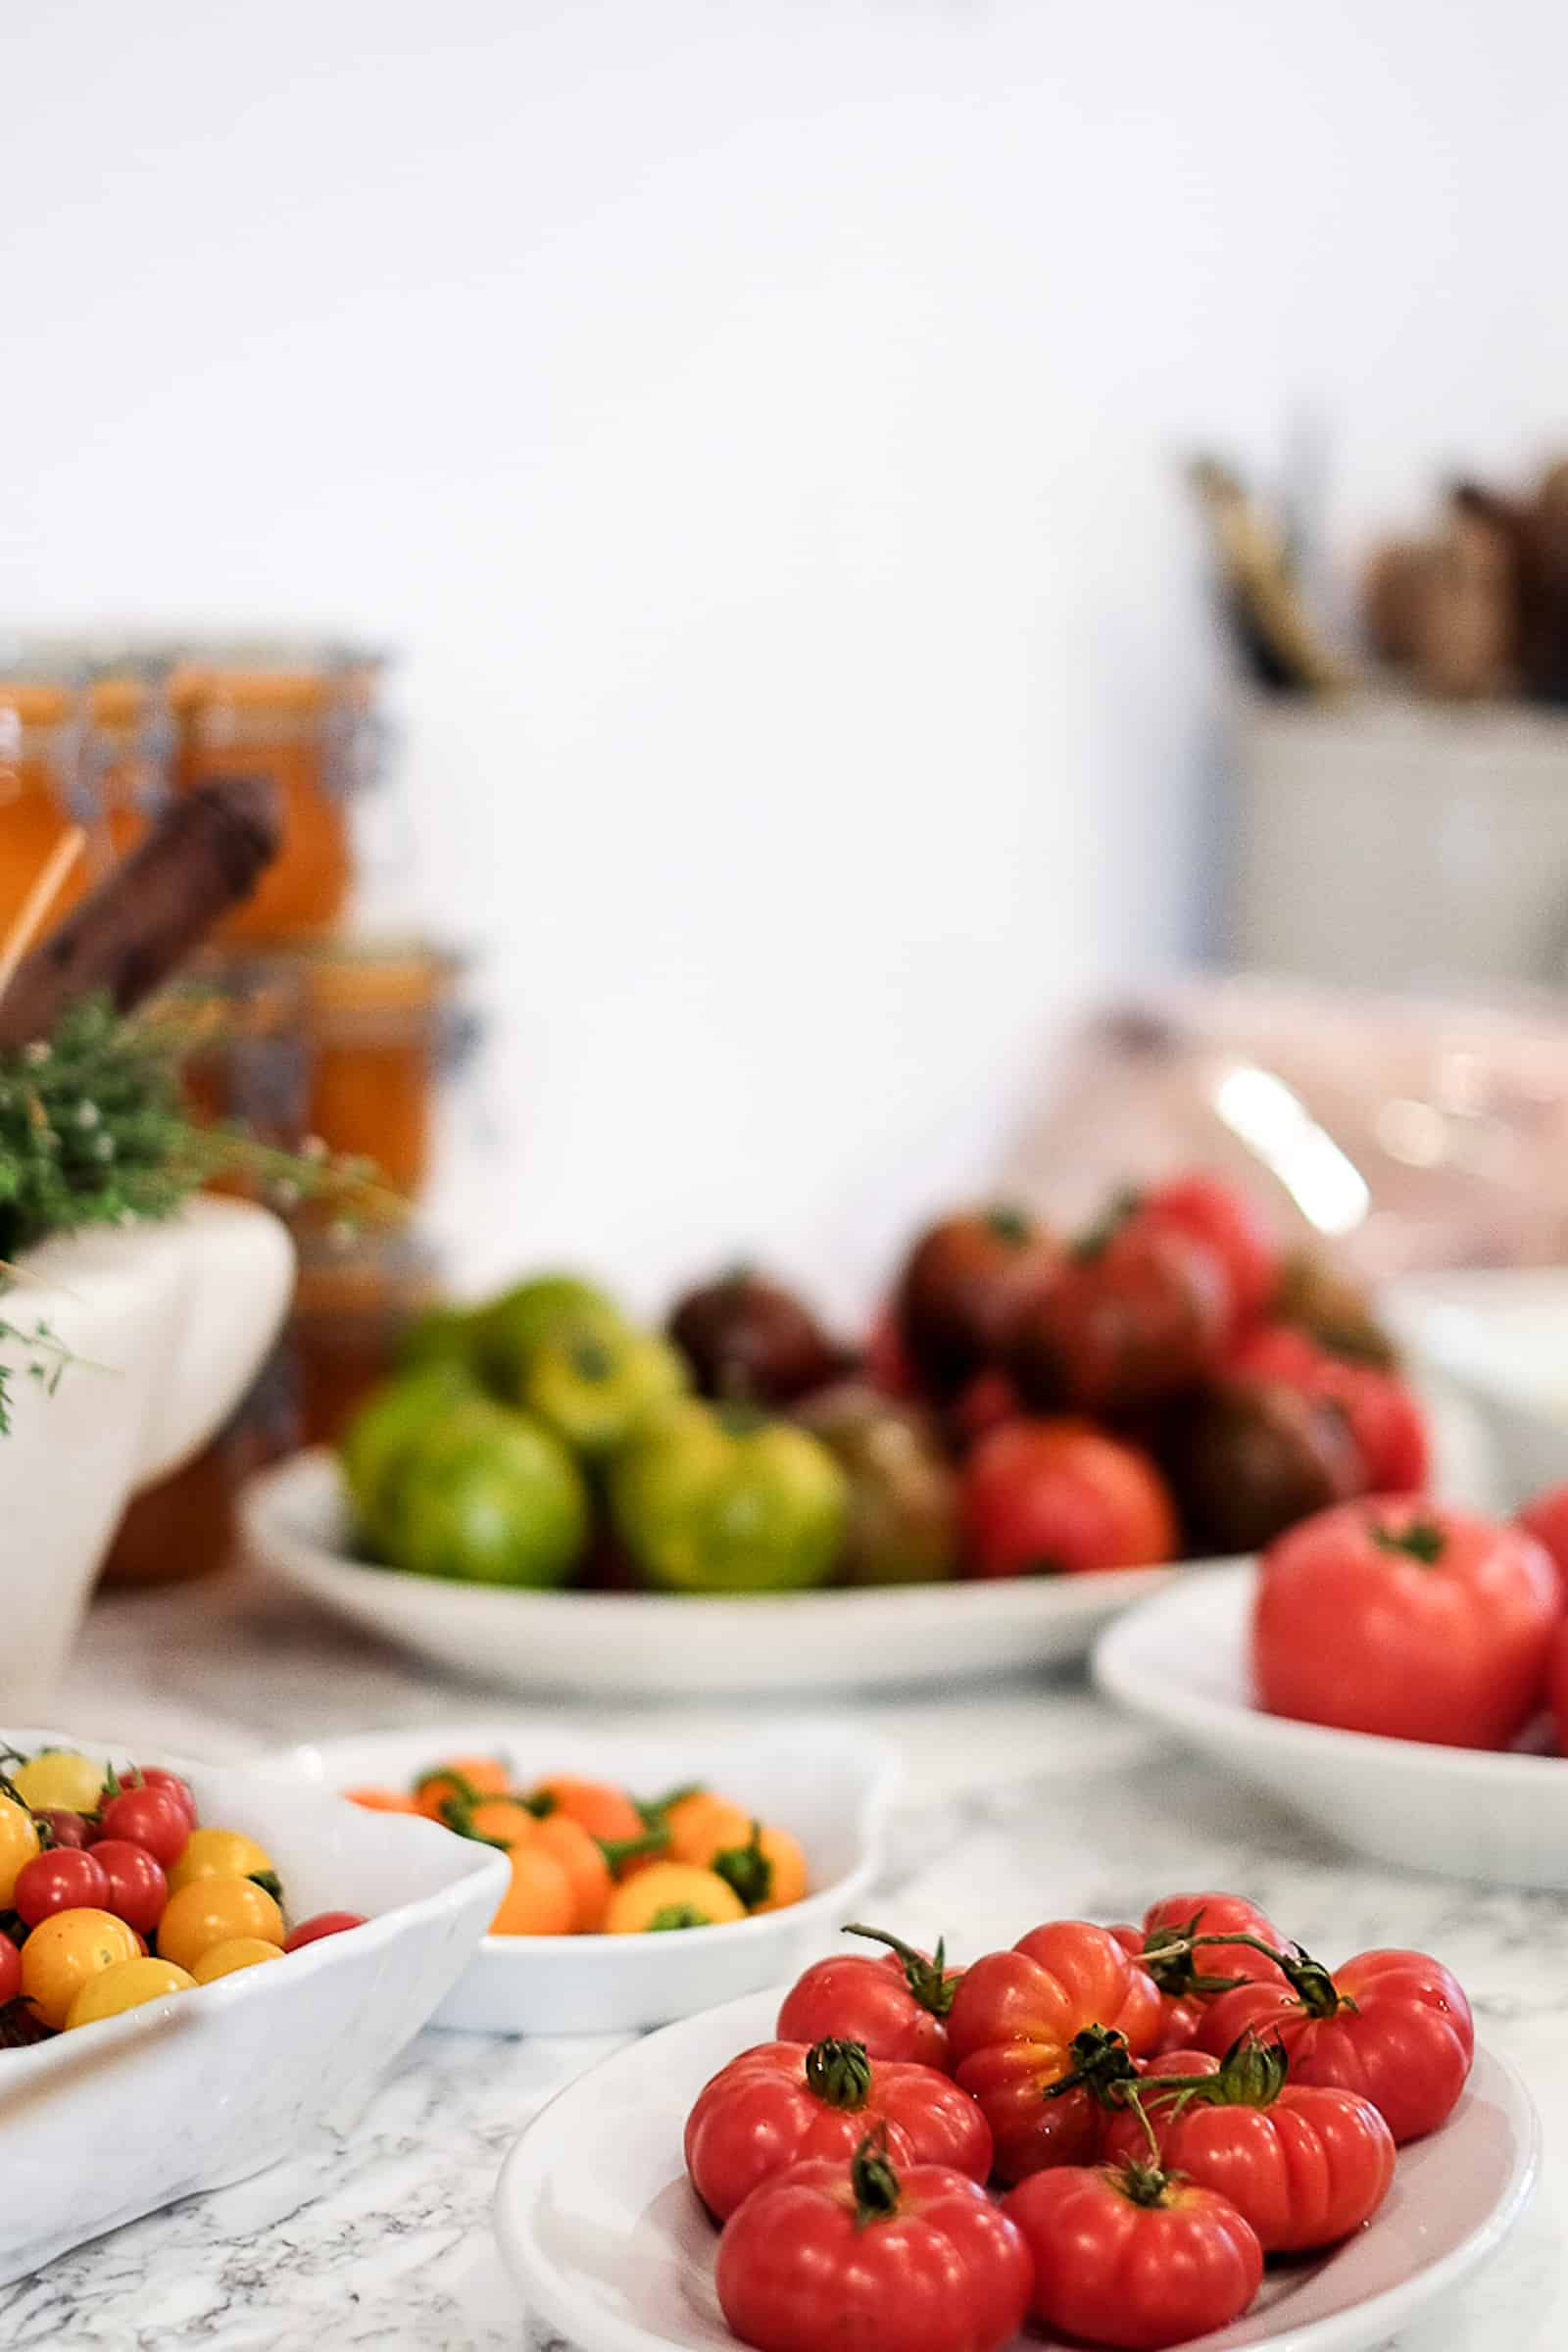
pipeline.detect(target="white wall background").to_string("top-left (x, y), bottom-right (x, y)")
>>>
top-left (4, 0), bottom-right (1566, 1315)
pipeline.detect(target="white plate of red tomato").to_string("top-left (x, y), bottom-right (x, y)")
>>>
top-left (246, 1176), bottom-right (1481, 1698)
top-left (495, 1891), bottom-right (1536, 2352)
top-left (1097, 1485), bottom-right (1568, 1889)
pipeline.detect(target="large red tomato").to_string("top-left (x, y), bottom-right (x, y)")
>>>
top-left (946, 1920), bottom-right (1161, 2180)
top-left (1008, 1219), bottom-right (1229, 1414)
top-left (1140, 1172), bottom-right (1277, 1337)
top-left (1110, 1889), bottom-right (1286, 2049)
top-left (1253, 1498), bottom-right (1558, 1747)
top-left (1552, 1614), bottom-right (1568, 1754)
top-left (1518, 1483), bottom-right (1568, 1608)
top-left (1197, 1945), bottom-right (1474, 2143)
top-left (960, 1419), bottom-right (1177, 1578)
top-left (777, 1929), bottom-right (961, 2071)
top-left (684, 2037), bottom-right (990, 2221)
top-left (1004, 2161), bottom-right (1262, 2351)
top-left (1101, 2041), bottom-right (1396, 2250)
top-left (715, 2142), bottom-right (1033, 2352)
top-left (895, 1208), bottom-right (1058, 1398)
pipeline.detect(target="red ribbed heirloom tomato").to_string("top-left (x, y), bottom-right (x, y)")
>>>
top-left (776, 1928), bottom-right (962, 2071)
top-left (1197, 1945), bottom-right (1474, 2143)
top-left (683, 2037), bottom-right (991, 2222)
top-left (715, 2139), bottom-right (1033, 2352)
top-left (1007, 1218), bottom-right (1229, 1415)
top-left (946, 1920), bottom-right (1161, 2181)
top-left (1101, 2039), bottom-right (1396, 2251)
top-left (1110, 1888), bottom-right (1287, 2052)
top-left (1004, 2160), bottom-right (1262, 2351)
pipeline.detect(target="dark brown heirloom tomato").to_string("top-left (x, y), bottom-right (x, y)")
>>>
top-left (895, 1207), bottom-right (1057, 1398)
top-left (1009, 1218), bottom-right (1228, 1415)
top-left (667, 1268), bottom-right (847, 1407)
top-left (1170, 1377), bottom-right (1364, 1554)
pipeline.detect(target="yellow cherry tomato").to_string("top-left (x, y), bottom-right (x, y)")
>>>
top-left (0, 1795), bottom-right (39, 1907)
top-left (65, 1957), bottom-right (195, 2030)
top-left (10, 1750), bottom-right (109, 1815)
top-left (21, 1908), bottom-right (139, 2029)
top-left (166, 1827), bottom-right (278, 1897)
top-left (191, 1937), bottom-right (286, 1984)
top-left (603, 1862), bottom-right (746, 1935)
top-left (157, 1879), bottom-right (285, 1973)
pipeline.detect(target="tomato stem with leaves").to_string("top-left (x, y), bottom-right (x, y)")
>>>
top-left (713, 1821), bottom-right (772, 1910)
top-left (806, 2037), bottom-right (874, 2110)
top-left (851, 2132), bottom-right (904, 2229)
top-left (844, 1923), bottom-right (957, 2018)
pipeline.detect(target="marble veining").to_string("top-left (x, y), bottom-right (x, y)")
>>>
top-left (1, 1569), bottom-right (1556, 2349)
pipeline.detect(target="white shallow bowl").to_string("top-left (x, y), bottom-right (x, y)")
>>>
top-left (494, 1985), bottom-right (1538, 2352)
top-left (1383, 1266), bottom-right (1568, 1505)
top-left (1094, 1564), bottom-right (1568, 1889)
top-left (256, 1720), bottom-right (898, 2034)
top-left (0, 1727), bottom-right (506, 2287)
top-left (245, 1448), bottom-right (1214, 1696)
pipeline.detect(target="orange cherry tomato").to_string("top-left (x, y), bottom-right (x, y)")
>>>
top-left (414, 1756), bottom-right (512, 1819)
top-left (461, 1796), bottom-right (540, 1846)
top-left (528, 1776), bottom-right (643, 1845)
top-left (158, 1879), bottom-right (285, 1973)
top-left (663, 1790), bottom-right (748, 1866)
top-left (22, 1908), bottom-right (140, 2030)
top-left (604, 1862), bottom-right (746, 1935)
top-left (489, 1842), bottom-right (575, 1937)
top-left (65, 1955), bottom-right (195, 2030)
top-left (534, 1813), bottom-right (612, 1932)
top-left (344, 1787), bottom-right (423, 1816)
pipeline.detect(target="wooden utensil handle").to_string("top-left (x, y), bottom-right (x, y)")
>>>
top-left (0, 776), bottom-right (282, 1049)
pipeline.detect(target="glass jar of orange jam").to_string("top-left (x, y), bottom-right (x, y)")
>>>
top-left (0, 679), bottom-right (90, 937)
top-left (300, 943), bottom-right (462, 1198)
top-left (82, 668), bottom-right (174, 883)
top-left (289, 1233), bottom-right (440, 1448)
top-left (173, 649), bottom-right (383, 943)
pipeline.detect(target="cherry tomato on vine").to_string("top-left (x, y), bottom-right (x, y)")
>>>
top-left (685, 2036), bottom-right (991, 2222)
top-left (13, 1847), bottom-right (110, 1928)
top-left (946, 1920), bottom-right (1161, 2181)
top-left (0, 1795), bottom-right (40, 1906)
top-left (96, 1787), bottom-right (189, 1869)
top-left (89, 1840), bottom-right (170, 1936)
top-left (716, 2141), bottom-right (1033, 2352)
top-left (1110, 1889), bottom-right (1286, 2050)
top-left (1197, 1944), bottom-right (1474, 2143)
top-left (1101, 2039), bottom-right (1396, 2251)
top-left (21, 1909), bottom-right (140, 2030)
top-left (777, 1928), bottom-right (962, 2071)
top-left (1253, 1499), bottom-right (1558, 1749)
top-left (1004, 2160), bottom-right (1262, 2351)
top-left (33, 1809), bottom-right (92, 1850)
top-left (284, 1912), bottom-right (368, 1953)
top-left (112, 1766), bottom-right (198, 1828)
top-left (10, 1750), bottom-right (109, 1815)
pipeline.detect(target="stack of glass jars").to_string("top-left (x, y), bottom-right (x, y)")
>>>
top-left (0, 640), bottom-right (473, 1585)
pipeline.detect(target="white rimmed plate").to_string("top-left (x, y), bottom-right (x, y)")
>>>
top-left (0, 1725), bottom-right (506, 2287)
top-left (241, 1449), bottom-right (1182, 1695)
top-left (493, 1984), bottom-right (1538, 2352)
top-left (255, 1720), bottom-right (898, 2034)
top-left (1094, 1563), bottom-right (1568, 1889)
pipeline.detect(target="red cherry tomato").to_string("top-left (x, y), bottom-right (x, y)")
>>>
top-left (283, 1912), bottom-right (368, 1952)
top-left (1009, 1220), bottom-right (1229, 1414)
top-left (946, 1920), bottom-right (1162, 2181)
top-left (0, 1932), bottom-right (20, 2004)
top-left (1004, 2161), bottom-right (1262, 2350)
top-left (716, 2142), bottom-right (1033, 2352)
top-left (1197, 1944), bottom-right (1474, 2143)
top-left (89, 1840), bottom-right (170, 1935)
top-left (13, 1846), bottom-right (110, 1928)
top-left (32, 1810), bottom-right (93, 1850)
top-left (112, 1768), bottom-right (199, 1828)
top-left (1110, 1889), bottom-right (1286, 2050)
top-left (776, 1929), bottom-right (962, 2071)
top-left (95, 1787), bottom-right (190, 1868)
top-left (960, 1419), bottom-right (1178, 1579)
top-left (1518, 1484), bottom-right (1568, 1608)
top-left (1102, 2041), bottom-right (1396, 2251)
top-left (1140, 1172), bottom-right (1277, 1337)
top-left (1253, 1498), bottom-right (1558, 1748)
top-left (684, 2036), bottom-right (991, 2222)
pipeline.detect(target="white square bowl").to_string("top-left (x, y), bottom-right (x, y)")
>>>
top-left (256, 1721), bottom-right (899, 2035)
top-left (0, 1729), bottom-right (508, 2287)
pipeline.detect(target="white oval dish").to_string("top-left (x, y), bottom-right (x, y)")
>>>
top-left (255, 1720), bottom-right (898, 2034)
top-left (0, 1726), bottom-right (506, 2289)
top-left (1094, 1563), bottom-right (1568, 1889)
top-left (493, 1984), bottom-right (1538, 2352)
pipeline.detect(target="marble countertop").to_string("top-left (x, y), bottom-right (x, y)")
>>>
top-left (5, 1566), bottom-right (1560, 2350)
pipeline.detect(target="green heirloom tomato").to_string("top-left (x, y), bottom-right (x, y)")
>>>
top-left (380, 1397), bottom-right (589, 1586)
top-left (340, 1361), bottom-right (477, 1547)
top-left (523, 1321), bottom-right (689, 1458)
top-left (608, 1400), bottom-right (849, 1592)
top-left (473, 1274), bottom-right (622, 1401)
top-left (397, 1304), bottom-right (481, 1375)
